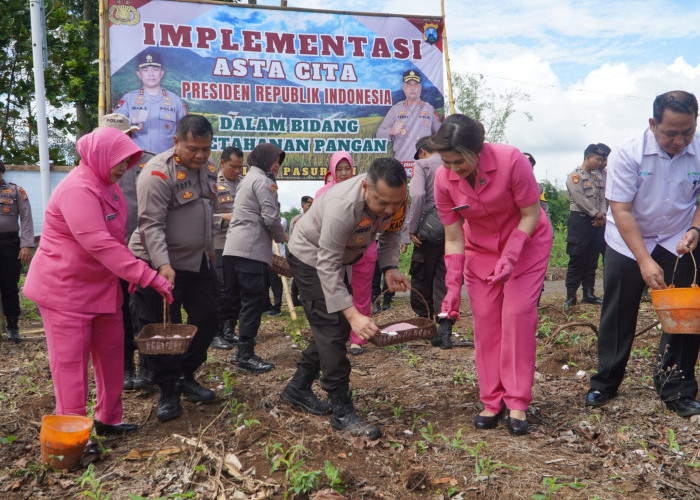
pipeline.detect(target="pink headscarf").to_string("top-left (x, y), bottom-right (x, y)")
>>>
top-left (76, 127), bottom-right (142, 185)
top-left (315, 152), bottom-right (353, 199)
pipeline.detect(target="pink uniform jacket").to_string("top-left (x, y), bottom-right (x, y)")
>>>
top-left (434, 143), bottom-right (552, 280)
top-left (24, 128), bottom-right (155, 314)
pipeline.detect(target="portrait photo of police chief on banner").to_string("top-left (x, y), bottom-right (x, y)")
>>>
top-left (107, 0), bottom-right (445, 179)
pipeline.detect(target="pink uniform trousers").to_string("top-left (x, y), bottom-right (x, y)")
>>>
top-left (40, 306), bottom-right (125, 425)
top-left (466, 252), bottom-right (549, 414)
top-left (349, 241), bottom-right (378, 346)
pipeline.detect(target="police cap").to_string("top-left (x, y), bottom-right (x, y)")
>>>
top-left (596, 143), bottom-right (611, 157)
top-left (301, 196), bottom-right (313, 204)
top-left (403, 70), bottom-right (422, 84)
top-left (414, 136), bottom-right (432, 160)
top-left (584, 143), bottom-right (608, 158)
top-left (138, 50), bottom-right (162, 68)
top-left (100, 113), bottom-right (140, 134)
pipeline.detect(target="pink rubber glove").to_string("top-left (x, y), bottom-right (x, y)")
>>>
top-left (486, 229), bottom-right (530, 285)
top-left (440, 253), bottom-right (465, 320)
top-left (149, 275), bottom-right (174, 304)
top-left (128, 282), bottom-right (137, 294)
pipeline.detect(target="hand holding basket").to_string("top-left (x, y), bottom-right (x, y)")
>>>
top-left (368, 287), bottom-right (436, 346)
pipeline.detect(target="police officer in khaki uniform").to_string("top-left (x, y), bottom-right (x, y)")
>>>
top-left (99, 113), bottom-right (156, 389)
top-left (114, 50), bottom-right (187, 155)
top-left (376, 70), bottom-right (442, 162)
top-left (128, 115), bottom-right (218, 422)
top-left (289, 196), bottom-right (313, 306)
top-left (280, 157), bottom-right (409, 439)
top-left (564, 144), bottom-right (609, 307)
top-left (0, 160), bottom-right (34, 342)
top-left (223, 143), bottom-right (287, 373)
top-left (210, 146), bottom-right (244, 351)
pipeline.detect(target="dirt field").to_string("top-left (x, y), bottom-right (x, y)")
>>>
top-left (1, 276), bottom-right (699, 500)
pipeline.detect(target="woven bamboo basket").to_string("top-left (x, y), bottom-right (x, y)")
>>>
top-left (269, 254), bottom-right (293, 278)
top-left (135, 300), bottom-right (197, 354)
top-left (368, 287), bottom-right (436, 346)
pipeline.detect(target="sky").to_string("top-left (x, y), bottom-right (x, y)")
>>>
top-left (250, 0), bottom-right (700, 210)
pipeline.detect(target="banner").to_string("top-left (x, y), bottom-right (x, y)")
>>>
top-left (107, 0), bottom-right (444, 179)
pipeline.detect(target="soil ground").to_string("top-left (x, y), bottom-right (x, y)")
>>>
top-left (2, 271), bottom-right (699, 500)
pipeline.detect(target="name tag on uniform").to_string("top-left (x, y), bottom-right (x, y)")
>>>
top-left (106, 213), bottom-right (116, 220)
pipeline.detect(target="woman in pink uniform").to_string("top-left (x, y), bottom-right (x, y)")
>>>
top-left (432, 114), bottom-right (552, 435)
top-left (23, 127), bottom-right (173, 435)
top-left (316, 152), bottom-right (378, 356)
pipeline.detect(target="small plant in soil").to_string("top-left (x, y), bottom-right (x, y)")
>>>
top-left (75, 463), bottom-right (112, 499)
top-left (324, 460), bottom-right (345, 493)
top-left (266, 442), bottom-right (321, 499)
top-left (419, 422), bottom-right (446, 444)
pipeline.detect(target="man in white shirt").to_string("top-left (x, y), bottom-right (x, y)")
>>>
top-left (586, 90), bottom-right (700, 417)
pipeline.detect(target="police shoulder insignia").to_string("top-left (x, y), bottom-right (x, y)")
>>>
top-left (2, 188), bottom-right (13, 194)
top-left (218, 184), bottom-right (227, 191)
top-left (270, 184), bottom-right (278, 193)
top-left (207, 164), bottom-right (216, 173)
top-left (3, 206), bottom-right (10, 213)
top-left (356, 236), bottom-right (364, 244)
top-left (183, 191), bottom-right (193, 199)
top-left (176, 171), bottom-right (186, 180)
top-left (358, 217), bottom-right (371, 227)
top-left (571, 174), bottom-right (580, 184)
top-left (114, 99), bottom-right (125, 110)
top-left (138, 162), bottom-right (146, 169)
top-left (151, 171), bottom-right (168, 180)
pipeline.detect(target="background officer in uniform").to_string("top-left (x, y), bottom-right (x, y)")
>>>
top-left (114, 49), bottom-right (187, 154)
top-left (564, 144), bottom-right (608, 307)
top-left (99, 113), bottom-right (155, 389)
top-left (376, 70), bottom-right (442, 163)
top-left (280, 157), bottom-right (409, 439)
top-left (0, 159), bottom-right (34, 342)
top-left (210, 146), bottom-right (244, 351)
top-left (288, 196), bottom-right (313, 307)
top-left (405, 136), bottom-right (447, 337)
top-left (128, 115), bottom-right (218, 422)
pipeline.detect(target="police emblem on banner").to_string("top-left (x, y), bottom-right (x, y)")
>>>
top-left (109, 2), bottom-right (140, 26)
top-left (423, 23), bottom-right (439, 44)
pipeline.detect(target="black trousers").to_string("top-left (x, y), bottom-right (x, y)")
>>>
top-left (409, 241), bottom-right (446, 319)
top-left (565, 212), bottom-right (605, 290)
top-left (288, 252), bottom-right (351, 393)
top-left (0, 233), bottom-right (21, 318)
top-left (219, 250), bottom-right (241, 326)
top-left (226, 256), bottom-right (267, 343)
top-left (590, 245), bottom-right (700, 401)
top-left (268, 270), bottom-right (282, 310)
top-left (372, 262), bottom-right (394, 302)
top-left (130, 256), bottom-right (218, 385)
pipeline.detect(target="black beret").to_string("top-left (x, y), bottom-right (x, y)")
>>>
top-left (403, 70), bottom-right (421, 83)
top-left (301, 196), bottom-right (313, 204)
top-left (584, 143), bottom-right (608, 157)
top-left (596, 143), bottom-right (611, 157)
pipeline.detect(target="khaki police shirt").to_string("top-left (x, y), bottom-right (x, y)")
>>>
top-left (376, 100), bottom-right (441, 162)
top-left (117, 151), bottom-right (154, 244)
top-left (289, 174), bottom-right (401, 313)
top-left (567, 167), bottom-right (606, 217)
top-left (128, 148), bottom-right (217, 272)
top-left (222, 166), bottom-right (285, 265)
top-left (212, 171), bottom-right (242, 250)
top-left (405, 153), bottom-right (442, 234)
top-left (0, 180), bottom-right (34, 247)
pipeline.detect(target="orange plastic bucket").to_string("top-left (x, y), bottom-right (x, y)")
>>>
top-left (40, 415), bottom-right (93, 469)
top-left (650, 285), bottom-right (700, 334)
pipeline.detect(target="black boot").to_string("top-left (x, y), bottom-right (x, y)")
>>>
top-left (5, 316), bottom-right (20, 342)
top-left (222, 320), bottom-right (239, 344)
top-left (280, 365), bottom-right (331, 415)
top-left (381, 295), bottom-right (393, 311)
top-left (132, 354), bottom-right (153, 389)
top-left (582, 288), bottom-right (603, 305)
top-left (232, 341), bottom-right (275, 373)
top-left (371, 297), bottom-right (381, 315)
top-left (431, 318), bottom-right (454, 349)
top-left (563, 288), bottom-right (577, 308)
top-left (210, 336), bottom-right (233, 350)
top-left (123, 353), bottom-right (136, 390)
top-left (157, 383), bottom-right (182, 422)
top-left (328, 387), bottom-right (381, 439)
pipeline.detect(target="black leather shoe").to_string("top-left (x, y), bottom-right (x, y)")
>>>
top-left (157, 387), bottom-right (182, 422)
top-left (506, 416), bottom-right (529, 436)
top-left (562, 296), bottom-right (577, 308)
top-left (177, 378), bottom-right (215, 403)
top-left (266, 309), bottom-right (282, 317)
top-left (94, 420), bottom-right (138, 435)
top-left (6, 327), bottom-right (21, 343)
top-left (210, 336), bottom-right (233, 350)
top-left (280, 385), bottom-right (332, 415)
top-left (474, 407), bottom-right (505, 429)
top-left (585, 390), bottom-right (615, 407)
top-left (665, 397), bottom-right (700, 418)
top-left (581, 293), bottom-right (604, 305)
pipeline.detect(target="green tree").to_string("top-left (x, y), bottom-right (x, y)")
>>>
top-left (451, 72), bottom-right (532, 143)
top-left (540, 179), bottom-right (569, 228)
